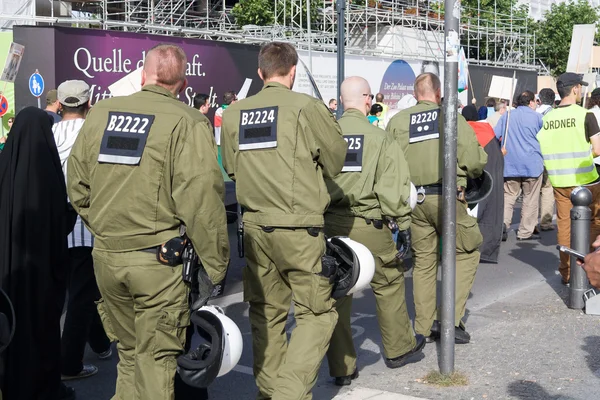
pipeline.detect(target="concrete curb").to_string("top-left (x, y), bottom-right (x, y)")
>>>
top-left (332, 387), bottom-right (429, 400)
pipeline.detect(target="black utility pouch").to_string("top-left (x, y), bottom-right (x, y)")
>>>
top-left (157, 237), bottom-right (187, 266)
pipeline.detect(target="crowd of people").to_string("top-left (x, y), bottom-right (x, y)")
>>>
top-left (2, 40), bottom-right (600, 400)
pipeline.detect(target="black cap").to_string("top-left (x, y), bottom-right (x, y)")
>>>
top-left (557, 72), bottom-right (588, 88)
top-left (591, 88), bottom-right (600, 98)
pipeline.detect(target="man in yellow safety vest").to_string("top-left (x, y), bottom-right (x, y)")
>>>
top-left (537, 73), bottom-right (600, 286)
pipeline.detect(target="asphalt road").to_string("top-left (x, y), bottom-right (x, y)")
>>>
top-left (65, 204), bottom-right (581, 399)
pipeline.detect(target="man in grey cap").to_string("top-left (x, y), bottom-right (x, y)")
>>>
top-left (45, 88), bottom-right (62, 124)
top-left (53, 80), bottom-right (112, 381)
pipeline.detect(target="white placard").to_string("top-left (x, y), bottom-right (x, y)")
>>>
top-left (488, 75), bottom-right (518, 101)
top-left (108, 67), bottom-right (142, 97)
top-left (567, 24), bottom-right (595, 73)
top-left (0, 42), bottom-right (25, 83)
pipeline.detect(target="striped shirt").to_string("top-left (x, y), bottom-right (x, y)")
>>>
top-left (53, 118), bottom-right (94, 248)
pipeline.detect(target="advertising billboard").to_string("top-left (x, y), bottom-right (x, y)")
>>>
top-left (14, 26), bottom-right (263, 117)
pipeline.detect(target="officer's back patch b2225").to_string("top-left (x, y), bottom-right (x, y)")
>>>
top-left (409, 109), bottom-right (440, 144)
top-left (341, 134), bottom-right (364, 172)
top-left (98, 112), bottom-right (155, 165)
top-left (239, 106), bottom-right (278, 151)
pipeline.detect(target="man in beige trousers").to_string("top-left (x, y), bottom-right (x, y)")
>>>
top-left (494, 90), bottom-right (544, 241)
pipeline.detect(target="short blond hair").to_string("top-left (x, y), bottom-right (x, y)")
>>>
top-left (145, 44), bottom-right (187, 87)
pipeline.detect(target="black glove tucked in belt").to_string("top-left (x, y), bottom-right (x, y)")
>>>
top-left (395, 229), bottom-right (411, 260)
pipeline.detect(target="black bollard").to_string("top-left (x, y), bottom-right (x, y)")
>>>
top-left (569, 186), bottom-right (592, 309)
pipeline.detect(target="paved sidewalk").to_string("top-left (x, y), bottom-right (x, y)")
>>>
top-left (322, 279), bottom-right (600, 400)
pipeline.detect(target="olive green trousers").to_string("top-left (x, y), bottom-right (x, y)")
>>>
top-left (410, 195), bottom-right (482, 336)
top-left (93, 249), bottom-right (189, 400)
top-left (324, 215), bottom-right (416, 377)
top-left (243, 223), bottom-right (337, 400)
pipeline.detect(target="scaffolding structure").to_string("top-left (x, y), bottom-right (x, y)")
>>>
top-left (0, 0), bottom-right (537, 70)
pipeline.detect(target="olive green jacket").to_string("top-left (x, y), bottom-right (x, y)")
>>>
top-left (67, 85), bottom-right (230, 284)
top-left (221, 82), bottom-right (347, 227)
top-left (386, 100), bottom-right (487, 187)
top-left (326, 109), bottom-right (412, 230)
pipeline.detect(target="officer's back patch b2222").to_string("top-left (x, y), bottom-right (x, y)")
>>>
top-left (409, 109), bottom-right (440, 144)
top-left (341, 134), bottom-right (364, 172)
top-left (239, 106), bottom-right (278, 151)
top-left (98, 112), bottom-right (155, 165)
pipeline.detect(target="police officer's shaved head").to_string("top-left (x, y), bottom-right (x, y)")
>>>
top-left (142, 44), bottom-right (187, 94)
top-left (258, 42), bottom-right (298, 88)
top-left (340, 76), bottom-right (372, 115)
top-left (414, 73), bottom-right (441, 103)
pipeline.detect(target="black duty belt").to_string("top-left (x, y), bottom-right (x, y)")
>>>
top-left (416, 184), bottom-right (466, 204)
top-left (364, 219), bottom-right (384, 229)
top-left (420, 184), bottom-right (443, 195)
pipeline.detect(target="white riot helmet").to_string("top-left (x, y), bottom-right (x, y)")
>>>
top-left (177, 305), bottom-right (243, 388)
top-left (409, 182), bottom-right (418, 210)
top-left (326, 237), bottom-right (375, 299)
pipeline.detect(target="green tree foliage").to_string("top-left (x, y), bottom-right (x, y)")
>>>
top-left (231, 0), bottom-right (274, 26)
top-left (231, 0), bottom-right (318, 29)
top-left (535, 0), bottom-right (600, 75)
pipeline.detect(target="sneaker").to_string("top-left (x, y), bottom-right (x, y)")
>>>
top-left (517, 234), bottom-right (540, 241)
top-left (540, 225), bottom-right (555, 231)
top-left (61, 364), bottom-right (98, 381)
top-left (561, 278), bottom-right (570, 287)
top-left (97, 348), bottom-right (112, 360)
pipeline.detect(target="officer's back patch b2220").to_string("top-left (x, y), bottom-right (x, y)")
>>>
top-left (409, 109), bottom-right (440, 144)
top-left (98, 112), bottom-right (155, 165)
top-left (341, 134), bottom-right (364, 172)
top-left (239, 106), bottom-right (278, 151)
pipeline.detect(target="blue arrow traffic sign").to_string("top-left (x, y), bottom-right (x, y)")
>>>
top-left (29, 71), bottom-right (44, 98)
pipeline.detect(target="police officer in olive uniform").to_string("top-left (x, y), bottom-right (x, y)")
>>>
top-left (220, 42), bottom-right (347, 400)
top-left (67, 44), bottom-right (230, 400)
top-left (387, 73), bottom-right (487, 343)
top-left (325, 77), bottom-right (426, 386)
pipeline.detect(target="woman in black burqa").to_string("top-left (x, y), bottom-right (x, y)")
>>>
top-left (0, 107), bottom-right (75, 399)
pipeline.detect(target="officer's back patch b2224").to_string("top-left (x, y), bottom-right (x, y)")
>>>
top-left (239, 106), bottom-right (278, 151)
top-left (341, 134), bottom-right (364, 172)
top-left (409, 109), bottom-right (440, 144)
top-left (98, 112), bottom-right (155, 165)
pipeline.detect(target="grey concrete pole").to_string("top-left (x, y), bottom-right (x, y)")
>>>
top-left (440, 0), bottom-right (460, 375)
top-left (336, 0), bottom-right (345, 120)
top-left (570, 187), bottom-right (592, 309)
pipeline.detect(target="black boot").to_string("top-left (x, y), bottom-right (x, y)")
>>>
top-left (429, 320), bottom-right (471, 344)
top-left (334, 368), bottom-right (359, 386)
top-left (59, 383), bottom-right (76, 400)
top-left (384, 334), bottom-right (426, 369)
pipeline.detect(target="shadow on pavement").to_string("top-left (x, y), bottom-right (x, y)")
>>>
top-left (507, 380), bottom-right (579, 399)
top-left (508, 241), bottom-right (566, 305)
top-left (582, 336), bottom-right (600, 377)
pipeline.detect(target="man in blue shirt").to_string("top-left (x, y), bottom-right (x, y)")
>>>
top-left (495, 90), bottom-right (544, 241)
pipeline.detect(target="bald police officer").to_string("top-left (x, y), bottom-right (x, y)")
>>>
top-left (387, 73), bottom-right (487, 343)
top-left (325, 77), bottom-right (426, 386)
top-left (221, 42), bottom-right (347, 400)
top-left (67, 44), bottom-right (230, 399)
